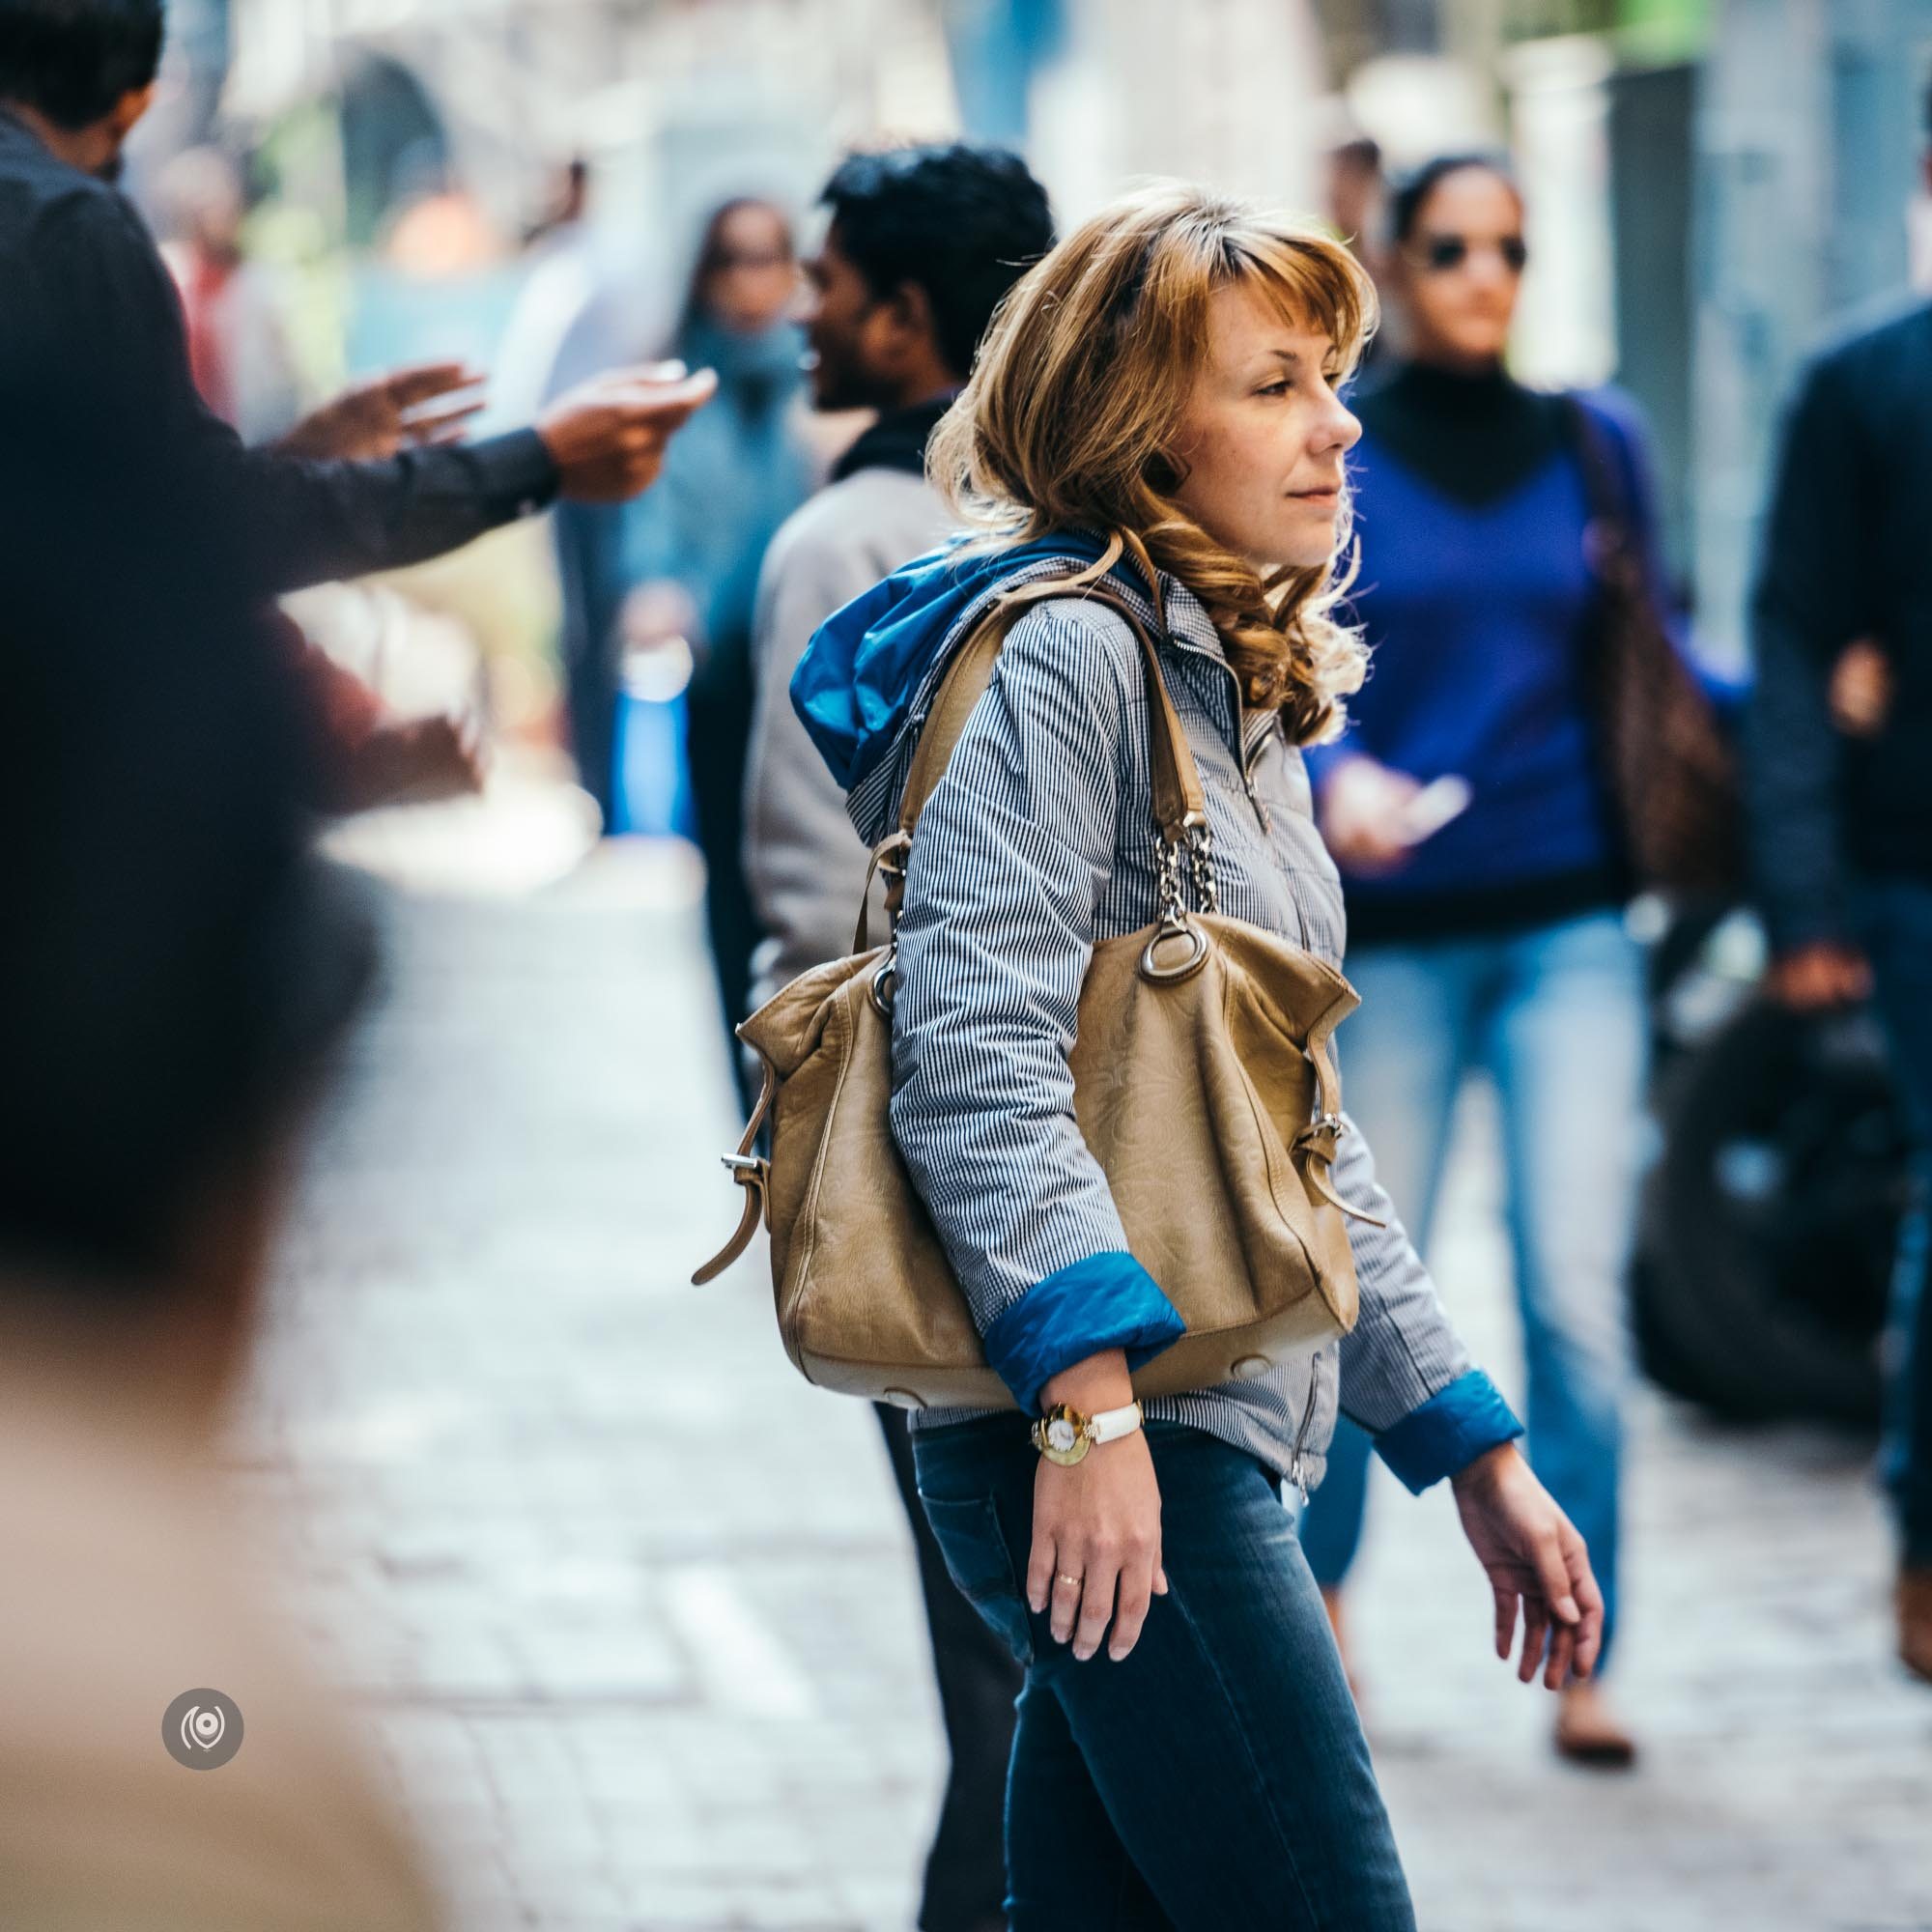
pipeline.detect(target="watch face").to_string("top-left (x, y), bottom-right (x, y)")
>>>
top-left (1046, 1417), bottom-right (1079, 1454)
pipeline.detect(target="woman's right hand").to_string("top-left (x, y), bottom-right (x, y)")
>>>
top-left (1316, 754), bottom-right (1423, 875)
top-left (1026, 1354), bottom-right (1167, 1663)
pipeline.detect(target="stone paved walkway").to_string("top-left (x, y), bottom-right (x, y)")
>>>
top-left (230, 838), bottom-right (1932, 1931)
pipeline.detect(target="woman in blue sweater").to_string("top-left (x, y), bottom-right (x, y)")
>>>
top-left (1300, 156), bottom-right (1663, 1766)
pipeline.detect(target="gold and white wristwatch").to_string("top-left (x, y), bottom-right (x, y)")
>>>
top-left (1031, 1400), bottom-right (1146, 1466)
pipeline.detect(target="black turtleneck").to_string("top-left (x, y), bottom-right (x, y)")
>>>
top-left (831, 394), bottom-right (955, 484)
top-left (1350, 359), bottom-right (1569, 508)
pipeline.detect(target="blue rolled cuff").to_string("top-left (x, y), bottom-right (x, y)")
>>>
top-left (1374, 1369), bottom-right (1523, 1494)
top-left (983, 1252), bottom-right (1187, 1415)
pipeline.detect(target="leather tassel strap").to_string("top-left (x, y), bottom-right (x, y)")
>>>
top-left (692, 1056), bottom-right (778, 1284)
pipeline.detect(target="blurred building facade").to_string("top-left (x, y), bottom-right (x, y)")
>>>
top-left (1690, 0), bottom-right (1932, 665)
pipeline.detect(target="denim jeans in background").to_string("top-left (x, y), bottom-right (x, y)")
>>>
top-left (913, 1415), bottom-right (1416, 1932)
top-left (1856, 878), bottom-right (1932, 1567)
top-left (1297, 909), bottom-right (1645, 1667)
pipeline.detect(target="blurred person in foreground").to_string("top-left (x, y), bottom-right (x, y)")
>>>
top-left (615, 196), bottom-right (814, 1059)
top-left (1746, 79), bottom-right (1932, 1684)
top-left (741, 143), bottom-right (1055, 1932)
top-left (0, 332), bottom-right (435, 1928)
top-left (1296, 155), bottom-right (1685, 1765)
top-left (0, 0), bottom-right (715, 613)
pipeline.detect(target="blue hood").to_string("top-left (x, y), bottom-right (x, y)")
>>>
top-left (790, 532), bottom-right (1127, 799)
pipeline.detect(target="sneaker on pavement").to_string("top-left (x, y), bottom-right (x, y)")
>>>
top-left (1554, 1681), bottom-right (1637, 1769)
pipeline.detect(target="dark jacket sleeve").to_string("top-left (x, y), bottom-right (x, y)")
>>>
top-left (1745, 352), bottom-right (1875, 952)
top-left (40, 190), bottom-right (560, 596)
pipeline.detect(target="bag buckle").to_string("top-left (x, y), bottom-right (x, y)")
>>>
top-left (1140, 915), bottom-right (1210, 985)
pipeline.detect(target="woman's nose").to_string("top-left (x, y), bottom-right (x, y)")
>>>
top-left (1318, 398), bottom-right (1362, 455)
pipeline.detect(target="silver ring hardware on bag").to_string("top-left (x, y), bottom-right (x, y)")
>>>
top-left (1141, 915), bottom-right (1210, 983)
top-left (869, 949), bottom-right (900, 1018)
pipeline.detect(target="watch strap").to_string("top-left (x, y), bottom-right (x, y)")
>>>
top-left (1087, 1400), bottom-right (1145, 1444)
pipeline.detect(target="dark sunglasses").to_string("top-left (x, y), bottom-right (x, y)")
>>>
top-left (1415, 233), bottom-right (1529, 275)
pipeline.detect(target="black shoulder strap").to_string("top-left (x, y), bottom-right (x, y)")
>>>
top-left (1562, 394), bottom-right (1636, 575)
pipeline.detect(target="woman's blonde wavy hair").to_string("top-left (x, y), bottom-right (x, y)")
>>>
top-left (928, 181), bottom-right (1378, 743)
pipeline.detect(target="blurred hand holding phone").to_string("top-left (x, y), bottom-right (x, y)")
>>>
top-left (1394, 775), bottom-right (1473, 846)
top-left (1316, 757), bottom-right (1471, 876)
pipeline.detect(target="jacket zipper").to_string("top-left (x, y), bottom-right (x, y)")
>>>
top-left (1287, 1363), bottom-right (1322, 1504)
top-left (1241, 718), bottom-right (1276, 835)
top-left (1160, 633), bottom-right (1273, 835)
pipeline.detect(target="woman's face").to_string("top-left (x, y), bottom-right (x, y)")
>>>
top-left (1168, 283), bottom-right (1361, 573)
top-left (1395, 167), bottom-right (1525, 367)
top-left (701, 203), bottom-right (797, 334)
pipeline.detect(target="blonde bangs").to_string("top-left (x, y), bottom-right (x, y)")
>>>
top-left (1223, 226), bottom-right (1378, 384)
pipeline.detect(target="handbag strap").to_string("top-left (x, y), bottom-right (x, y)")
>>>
top-left (900, 533), bottom-right (1206, 843)
top-left (853, 540), bottom-right (1206, 952)
top-left (1561, 394), bottom-right (1640, 586)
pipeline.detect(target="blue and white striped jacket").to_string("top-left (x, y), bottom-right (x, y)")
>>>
top-left (796, 542), bottom-right (1521, 1493)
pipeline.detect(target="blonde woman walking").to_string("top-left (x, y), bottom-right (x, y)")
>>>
top-left (791, 185), bottom-right (1604, 1927)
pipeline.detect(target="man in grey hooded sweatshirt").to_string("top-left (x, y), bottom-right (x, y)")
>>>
top-left (740, 143), bottom-right (1053, 1932)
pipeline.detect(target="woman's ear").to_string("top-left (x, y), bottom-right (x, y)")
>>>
top-left (885, 279), bottom-right (938, 354)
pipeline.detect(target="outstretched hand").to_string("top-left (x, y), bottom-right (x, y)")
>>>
top-left (537, 361), bottom-right (719, 504)
top-left (1449, 1443), bottom-right (1604, 1690)
top-left (276, 361), bottom-right (490, 463)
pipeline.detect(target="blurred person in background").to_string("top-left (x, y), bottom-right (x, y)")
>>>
top-left (612, 195), bottom-right (813, 1064)
top-left (1746, 78), bottom-right (1932, 1684)
top-left (0, 300), bottom-right (435, 1927)
top-left (1296, 155), bottom-right (1680, 1767)
top-left (742, 142), bottom-right (1055, 1932)
top-left (523, 155), bottom-right (590, 252)
top-left (0, 0), bottom-right (715, 617)
top-left (156, 143), bottom-right (302, 442)
top-left (1322, 128), bottom-right (1391, 373)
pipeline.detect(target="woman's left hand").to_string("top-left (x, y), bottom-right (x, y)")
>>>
top-left (1448, 1443), bottom-right (1604, 1690)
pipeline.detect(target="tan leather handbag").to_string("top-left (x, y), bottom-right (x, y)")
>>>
top-left (695, 555), bottom-right (1376, 1411)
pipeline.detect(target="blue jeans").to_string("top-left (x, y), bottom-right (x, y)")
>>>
top-left (1856, 878), bottom-right (1932, 1566)
top-left (1298, 909), bottom-right (1644, 1667)
top-left (913, 1415), bottom-right (1415, 1931)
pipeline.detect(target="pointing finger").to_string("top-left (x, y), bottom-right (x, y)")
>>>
top-left (1527, 1528), bottom-right (1580, 1631)
top-left (1519, 1598), bottom-right (1548, 1685)
top-left (389, 360), bottom-right (486, 406)
top-left (1492, 1585), bottom-right (1518, 1662)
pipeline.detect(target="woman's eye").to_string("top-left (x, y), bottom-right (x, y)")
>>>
top-left (1258, 381), bottom-right (1289, 398)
